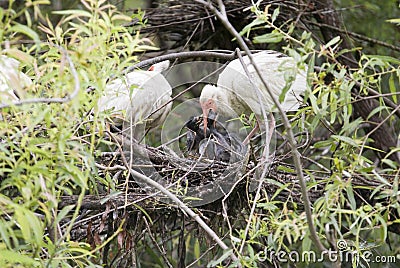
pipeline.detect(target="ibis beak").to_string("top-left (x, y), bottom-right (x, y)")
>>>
top-left (201, 99), bottom-right (217, 135)
top-left (201, 105), bottom-right (210, 136)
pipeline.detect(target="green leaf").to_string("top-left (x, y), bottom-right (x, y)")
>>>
top-left (301, 234), bottom-right (312, 252)
top-left (253, 31), bottom-right (283, 44)
top-left (239, 18), bottom-right (265, 38)
top-left (194, 239), bottom-right (201, 260)
top-left (271, 7), bottom-right (280, 23)
top-left (314, 139), bottom-right (333, 148)
top-left (346, 185), bottom-right (356, 210)
top-left (0, 250), bottom-right (40, 266)
top-left (9, 24), bottom-right (40, 43)
top-left (365, 55), bottom-right (400, 65)
top-left (15, 209), bottom-right (32, 242)
top-left (15, 207), bottom-right (44, 246)
top-left (277, 165), bottom-right (295, 173)
top-left (367, 105), bottom-right (389, 120)
top-left (55, 205), bottom-right (75, 225)
top-left (324, 36), bottom-right (341, 49)
top-left (207, 249), bottom-right (233, 267)
top-left (52, 9), bottom-right (92, 17)
top-left (387, 18), bottom-right (400, 25)
top-left (332, 135), bottom-right (359, 147)
top-left (389, 74), bottom-right (397, 103)
top-left (381, 159), bottom-right (398, 169)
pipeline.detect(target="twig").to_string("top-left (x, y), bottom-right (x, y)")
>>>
top-left (195, 0), bottom-right (327, 253)
top-left (129, 50), bottom-right (237, 71)
top-left (143, 216), bottom-right (174, 268)
top-left (307, 20), bottom-right (400, 53)
top-left (359, 101), bottom-right (400, 158)
top-left (235, 49), bottom-right (273, 254)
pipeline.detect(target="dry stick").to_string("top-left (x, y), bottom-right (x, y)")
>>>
top-left (129, 50), bottom-right (237, 71)
top-left (195, 0), bottom-right (327, 253)
top-left (235, 50), bottom-right (273, 254)
top-left (111, 132), bottom-right (240, 263)
top-left (307, 20), bottom-right (400, 53)
top-left (143, 216), bottom-right (174, 268)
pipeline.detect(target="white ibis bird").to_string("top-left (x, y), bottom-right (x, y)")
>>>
top-left (199, 51), bottom-right (308, 143)
top-left (98, 60), bottom-right (172, 139)
top-left (0, 55), bottom-right (32, 120)
top-left (0, 55), bottom-right (32, 103)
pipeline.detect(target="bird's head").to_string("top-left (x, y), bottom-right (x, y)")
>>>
top-left (147, 60), bottom-right (170, 72)
top-left (199, 84), bottom-right (226, 135)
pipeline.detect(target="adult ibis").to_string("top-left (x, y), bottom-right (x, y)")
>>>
top-left (98, 60), bottom-right (172, 139)
top-left (0, 55), bottom-right (32, 103)
top-left (0, 55), bottom-right (32, 120)
top-left (199, 51), bottom-right (308, 143)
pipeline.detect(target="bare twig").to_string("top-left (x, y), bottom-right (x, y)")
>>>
top-left (143, 216), bottom-right (174, 268)
top-left (307, 20), bottom-right (400, 53)
top-left (130, 50), bottom-right (237, 71)
top-left (235, 49), bottom-right (274, 254)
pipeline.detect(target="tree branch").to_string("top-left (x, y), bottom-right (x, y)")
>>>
top-left (195, 0), bottom-right (327, 253)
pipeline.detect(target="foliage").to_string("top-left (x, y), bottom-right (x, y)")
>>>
top-left (335, 0), bottom-right (400, 56)
top-left (0, 0), bottom-right (157, 266)
top-left (230, 3), bottom-right (400, 267)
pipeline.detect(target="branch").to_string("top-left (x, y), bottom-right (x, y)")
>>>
top-left (130, 50), bottom-right (237, 70)
top-left (307, 20), bottom-right (400, 53)
top-left (195, 0), bottom-right (327, 253)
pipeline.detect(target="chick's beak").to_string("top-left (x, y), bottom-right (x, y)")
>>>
top-left (201, 106), bottom-right (209, 136)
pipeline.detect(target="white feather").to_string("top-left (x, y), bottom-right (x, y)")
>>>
top-left (98, 61), bottom-right (172, 133)
top-left (0, 55), bottom-right (32, 103)
top-left (200, 51), bottom-right (308, 118)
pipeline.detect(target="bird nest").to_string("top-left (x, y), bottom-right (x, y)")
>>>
top-left (100, 114), bottom-right (252, 207)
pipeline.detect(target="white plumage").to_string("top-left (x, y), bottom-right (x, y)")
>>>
top-left (98, 61), bottom-right (172, 135)
top-left (200, 51), bottom-right (308, 134)
top-left (0, 55), bottom-right (32, 103)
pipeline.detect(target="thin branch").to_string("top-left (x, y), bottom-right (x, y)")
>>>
top-left (307, 20), bottom-right (400, 53)
top-left (195, 0), bottom-right (327, 253)
top-left (130, 50), bottom-right (237, 71)
top-left (143, 216), bottom-right (174, 268)
top-left (235, 49), bottom-right (274, 254)
top-left (128, 164), bottom-right (240, 264)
